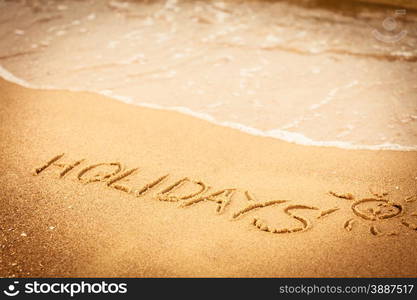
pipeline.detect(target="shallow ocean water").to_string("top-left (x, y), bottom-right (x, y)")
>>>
top-left (0, 0), bottom-right (416, 150)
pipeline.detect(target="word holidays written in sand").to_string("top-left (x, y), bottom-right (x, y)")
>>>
top-left (32, 153), bottom-right (417, 236)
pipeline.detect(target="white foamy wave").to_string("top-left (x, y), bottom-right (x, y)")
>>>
top-left (1, 65), bottom-right (416, 152)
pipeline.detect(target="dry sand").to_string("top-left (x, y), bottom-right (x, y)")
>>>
top-left (0, 78), bottom-right (416, 277)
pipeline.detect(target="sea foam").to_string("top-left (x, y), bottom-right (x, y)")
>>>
top-left (1, 65), bottom-right (416, 152)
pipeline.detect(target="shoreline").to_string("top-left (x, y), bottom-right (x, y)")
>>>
top-left (1, 78), bottom-right (416, 277)
top-left (1, 67), bottom-right (415, 152)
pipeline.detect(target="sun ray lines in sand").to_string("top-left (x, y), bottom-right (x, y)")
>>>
top-left (317, 207), bottom-right (340, 219)
top-left (32, 153), bottom-right (417, 237)
top-left (330, 190), bottom-right (416, 236)
top-left (343, 218), bottom-right (356, 232)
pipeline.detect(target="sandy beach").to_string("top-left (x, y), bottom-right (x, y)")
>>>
top-left (1, 0), bottom-right (417, 279)
top-left (1, 78), bottom-right (416, 277)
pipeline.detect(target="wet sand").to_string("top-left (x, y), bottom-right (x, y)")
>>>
top-left (0, 78), bottom-right (416, 277)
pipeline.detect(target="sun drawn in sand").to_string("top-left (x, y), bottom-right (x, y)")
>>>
top-left (329, 186), bottom-right (417, 236)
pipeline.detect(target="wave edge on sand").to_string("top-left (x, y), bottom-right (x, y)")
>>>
top-left (1, 65), bottom-right (415, 152)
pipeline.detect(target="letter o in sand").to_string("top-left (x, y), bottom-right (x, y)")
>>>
top-left (77, 163), bottom-right (122, 184)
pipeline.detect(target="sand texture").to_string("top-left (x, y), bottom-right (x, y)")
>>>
top-left (0, 78), bottom-right (416, 277)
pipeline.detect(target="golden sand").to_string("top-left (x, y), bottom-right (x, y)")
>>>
top-left (0, 78), bottom-right (417, 277)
